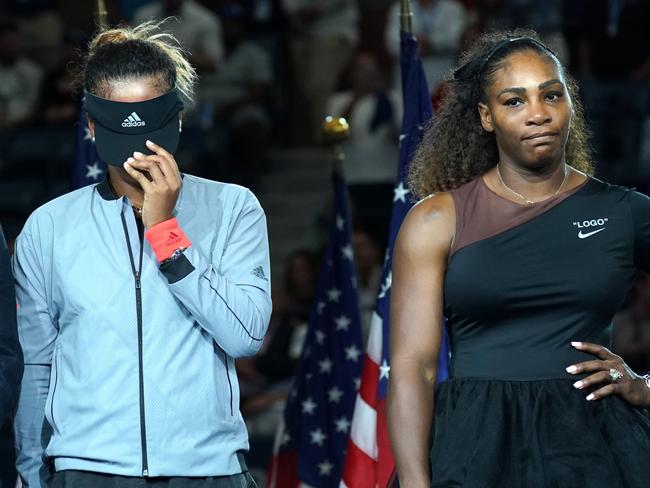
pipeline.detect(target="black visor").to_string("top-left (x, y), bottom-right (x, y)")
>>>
top-left (84, 89), bottom-right (184, 166)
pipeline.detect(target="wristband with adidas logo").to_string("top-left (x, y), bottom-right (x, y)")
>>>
top-left (145, 217), bottom-right (192, 262)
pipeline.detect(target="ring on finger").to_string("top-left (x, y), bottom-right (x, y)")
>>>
top-left (609, 368), bottom-right (623, 383)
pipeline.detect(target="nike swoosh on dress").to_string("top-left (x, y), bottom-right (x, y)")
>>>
top-left (578, 228), bottom-right (605, 239)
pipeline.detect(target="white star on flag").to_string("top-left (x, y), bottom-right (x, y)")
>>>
top-left (354, 377), bottom-right (361, 390)
top-left (335, 416), bottom-right (351, 433)
top-left (328, 386), bottom-right (343, 403)
top-left (318, 358), bottom-right (333, 374)
top-left (315, 330), bottom-right (326, 344)
top-left (378, 271), bottom-right (392, 299)
top-left (341, 244), bottom-right (354, 261)
top-left (302, 398), bottom-right (317, 414)
top-left (317, 301), bottom-right (326, 315)
top-left (393, 181), bottom-right (409, 203)
top-left (327, 287), bottom-right (341, 302)
top-left (85, 162), bottom-right (103, 180)
top-left (345, 345), bottom-right (361, 362)
top-left (318, 460), bottom-right (334, 476)
top-left (83, 127), bottom-right (93, 141)
top-left (335, 315), bottom-right (351, 331)
top-left (379, 360), bottom-right (391, 379)
top-left (336, 215), bottom-right (345, 231)
top-left (310, 429), bottom-right (327, 447)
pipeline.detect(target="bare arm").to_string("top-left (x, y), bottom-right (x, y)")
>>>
top-left (387, 193), bottom-right (455, 487)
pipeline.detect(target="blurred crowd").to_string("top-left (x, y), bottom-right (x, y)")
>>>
top-left (0, 0), bottom-right (648, 190)
top-left (0, 0), bottom-right (649, 485)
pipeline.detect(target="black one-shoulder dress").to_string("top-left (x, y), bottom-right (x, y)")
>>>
top-left (432, 176), bottom-right (650, 487)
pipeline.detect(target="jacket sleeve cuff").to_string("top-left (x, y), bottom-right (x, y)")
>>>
top-left (160, 254), bottom-right (195, 284)
top-left (144, 217), bottom-right (192, 262)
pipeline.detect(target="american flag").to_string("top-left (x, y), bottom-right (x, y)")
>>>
top-left (72, 102), bottom-right (106, 189)
top-left (339, 31), bottom-right (450, 488)
top-left (267, 170), bottom-right (364, 488)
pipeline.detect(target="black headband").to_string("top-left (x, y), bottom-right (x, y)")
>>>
top-left (453, 37), bottom-right (556, 83)
top-left (84, 89), bottom-right (184, 166)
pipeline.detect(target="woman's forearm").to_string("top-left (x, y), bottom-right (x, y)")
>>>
top-left (387, 365), bottom-right (435, 487)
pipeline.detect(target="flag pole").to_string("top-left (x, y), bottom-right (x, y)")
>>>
top-left (96, 0), bottom-right (108, 30)
top-left (321, 115), bottom-right (350, 175)
top-left (400, 0), bottom-right (413, 34)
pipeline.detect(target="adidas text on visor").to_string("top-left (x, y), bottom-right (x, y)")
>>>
top-left (84, 89), bottom-right (184, 166)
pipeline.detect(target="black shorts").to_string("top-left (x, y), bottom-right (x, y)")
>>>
top-left (52, 470), bottom-right (257, 488)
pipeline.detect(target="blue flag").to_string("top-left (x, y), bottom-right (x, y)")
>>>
top-left (271, 170), bottom-right (364, 488)
top-left (378, 31), bottom-right (451, 395)
top-left (72, 103), bottom-right (106, 189)
top-left (340, 31), bottom-right (450, 488)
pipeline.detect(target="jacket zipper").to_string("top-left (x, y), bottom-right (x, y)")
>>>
top-left (121, 212), bottom-right (149, 477)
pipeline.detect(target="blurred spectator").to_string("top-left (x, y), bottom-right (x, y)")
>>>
top-left (282, 248), bottom-right (319, 322)
top-left (133, 0), bottom-right (224, 74)
top-left (283, 0), bottom-right (359, 143)
top-left (119, 0), bottom-right (156, 20)
top-left (575, 0), bottom-right (650, 82)
top-left (36, 31), bottom-right (85, 126)
top-left (571, 0), bottom-right (650, 184)
top-left (327, 52), bottom-right (401, 186)
top-left (326, 51), bottom-right (399, 255)
top-left (351, 227), bottom-right (382, 339)
top-left (240, 0), bottom-right (284, 38)
top-left (614, 272), bottom-right (650, 374)
top-left (201, 2), bottom-right (273, 187)
top-left (462, 0), bottom-right (567, 64)
top-left (0, 20), bottom-right (43, 128)
top-left (385, 0), bottom-right (467, 91)
top-left (8, 0), bottom-right (63, 71)
top-left (505, 0), bottom-right (567, 60)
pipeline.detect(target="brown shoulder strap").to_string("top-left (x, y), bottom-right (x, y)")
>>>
top-left (449, 176), bottom-right (589, 258)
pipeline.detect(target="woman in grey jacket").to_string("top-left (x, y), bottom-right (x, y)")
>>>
top-left (13, 22), bottom-right (271, 488)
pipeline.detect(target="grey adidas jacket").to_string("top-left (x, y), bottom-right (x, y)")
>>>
top-left (13, 174), bottom-right (272, 486)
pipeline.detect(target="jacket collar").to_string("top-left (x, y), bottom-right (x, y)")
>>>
top-left (96, 176), bottom-right (118, 201)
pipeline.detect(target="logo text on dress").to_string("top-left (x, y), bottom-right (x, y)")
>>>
top-left (573, 218), bottom-right (608, 228)
top-left (573, 218), bottom-right (608, 239)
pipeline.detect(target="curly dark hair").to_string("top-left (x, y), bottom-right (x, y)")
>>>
top-left (408, 29), bottom-right (593, 200)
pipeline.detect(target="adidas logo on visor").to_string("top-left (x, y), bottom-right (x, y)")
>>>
top-left (122, 112), bottom-right (146, 128)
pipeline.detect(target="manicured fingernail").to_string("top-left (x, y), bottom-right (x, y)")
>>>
top-left (127, 157), bottom-right (134, 163)
top-left (571, 341), bottom-right (582, 347)
top-left (146, 139), bottom-right (153, 146)
top-left (133, 151), bottom-right (143, 157)
top-left (123, 162), bottom-right (130, 168)
top-left (573, 381), bottom-right (583, 389)
top-left (566, 365), bottom-right (577, 373)
top-left (586, 393), bottom-right (595, 401)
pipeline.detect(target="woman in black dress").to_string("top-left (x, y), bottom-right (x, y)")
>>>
top-left (387, 30), bottom-right (650, 487)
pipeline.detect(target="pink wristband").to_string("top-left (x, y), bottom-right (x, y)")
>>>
top-left (144, 217), bottom-right (192, 262)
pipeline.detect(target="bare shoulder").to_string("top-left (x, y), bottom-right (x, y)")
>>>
top-left (395, 192), bottom-right (455, 260)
